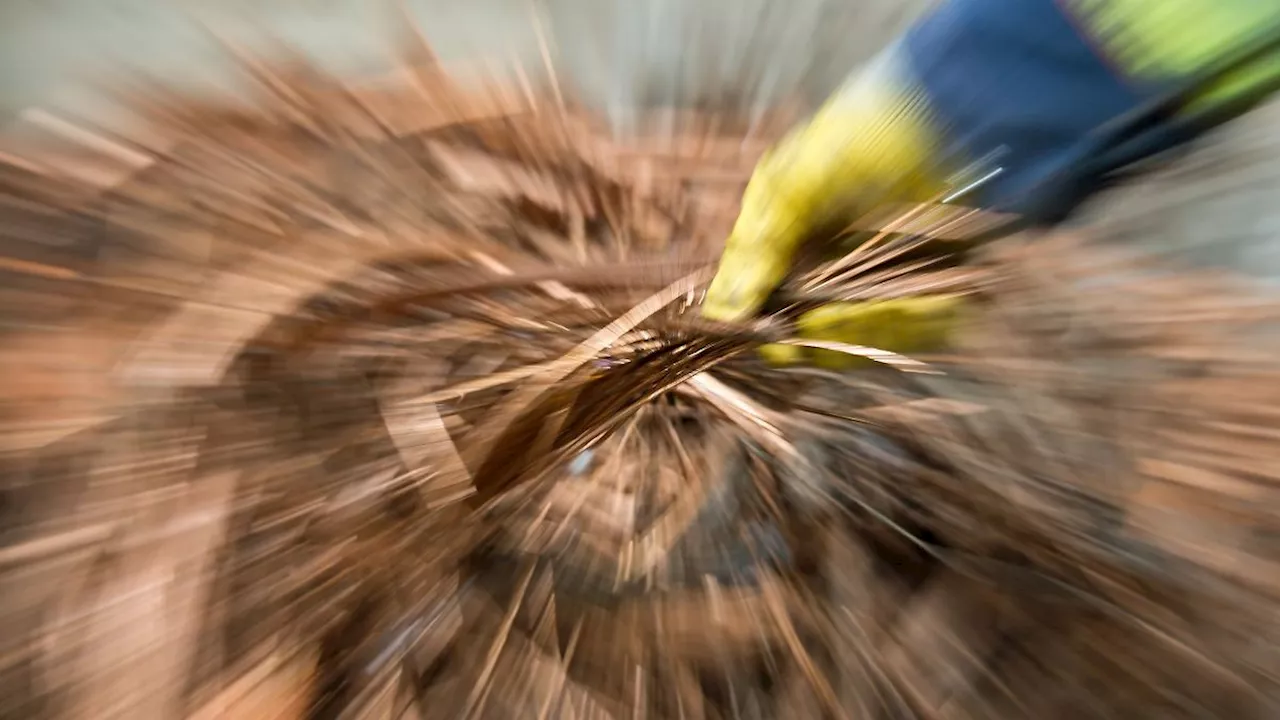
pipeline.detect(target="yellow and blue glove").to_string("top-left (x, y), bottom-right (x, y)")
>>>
top-left (704, 0), bottom-right (1280, 366)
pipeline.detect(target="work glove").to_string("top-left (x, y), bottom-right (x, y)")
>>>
top-left (702, 52), bottom-right (943, 325)
top-left (755, 296), bottom-right (966, 369)
top-left (704, 0), bottom-right (1280, 368)
top-left (702, 50), bottom-right (963, 367)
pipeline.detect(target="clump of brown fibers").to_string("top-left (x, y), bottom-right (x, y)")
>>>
top-left (1, 22), bottom-right (1279, 720)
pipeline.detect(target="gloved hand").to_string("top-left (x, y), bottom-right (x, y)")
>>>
top-left (701, 52), bottom-right (965, 366)
top-left (701, 53), bottom-right (944, 325)
top-left (703, 0), bottom-right (1280, 368)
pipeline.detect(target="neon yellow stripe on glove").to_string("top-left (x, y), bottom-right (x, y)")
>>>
top-left (1070, 0), bottom-right (1280, 112)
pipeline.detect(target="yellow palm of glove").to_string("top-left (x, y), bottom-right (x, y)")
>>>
top-left (702, 53), bottom-right (945, 323)
top-left (759, 295), bottom-right (966, 370)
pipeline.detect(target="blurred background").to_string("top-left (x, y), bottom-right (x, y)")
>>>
top-left (0, 0), bottom-right (930, 129)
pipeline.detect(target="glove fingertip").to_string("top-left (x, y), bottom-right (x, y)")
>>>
top-left (701, 301), bottom-right (748, 323)
top-left (702, 272), bottom-right (769, 323)
top-left (759, 343), bottom-right (804, 366)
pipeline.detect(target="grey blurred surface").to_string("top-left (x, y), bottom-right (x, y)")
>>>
top-left (0, 0), bottom-right (933, 128)
top-left (1074, 95), bottom-right (1280, 287)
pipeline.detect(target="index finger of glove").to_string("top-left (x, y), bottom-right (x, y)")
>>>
top-left (702, 236), bottom-right (793, 322)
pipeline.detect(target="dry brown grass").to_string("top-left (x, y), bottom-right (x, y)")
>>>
top-left (0, 21), bottom-right (1278, 720)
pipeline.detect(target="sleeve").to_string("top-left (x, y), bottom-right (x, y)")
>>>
top-left (902, 0), bottom-right (1280, 218)
top-left (706, 0), bottom-right (1280, 321)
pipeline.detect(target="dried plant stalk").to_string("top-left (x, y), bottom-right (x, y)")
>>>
top-left (0, 21), bottom-right (1278, 720)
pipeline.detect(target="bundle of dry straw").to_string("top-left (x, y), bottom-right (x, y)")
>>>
top-left (1, 19), bottom-right (1279, 720)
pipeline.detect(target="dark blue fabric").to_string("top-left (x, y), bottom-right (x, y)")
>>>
top-left (903, 0), bottom-right (1158, 218)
